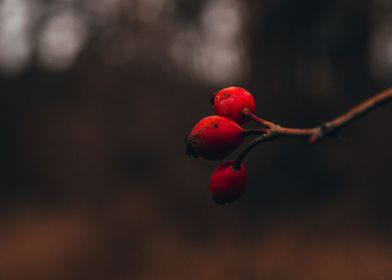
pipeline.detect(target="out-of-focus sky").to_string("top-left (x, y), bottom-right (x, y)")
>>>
top-left (0, 0), bottom-right (391, 83)
top-left (0, 0), bottom-right (250, 84)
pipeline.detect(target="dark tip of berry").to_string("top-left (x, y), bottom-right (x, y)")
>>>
top-left (210, 92), bottom-right (217, 105)
top-left (231, 163), bottom-right (241, 171)
top-left (213, 197), bottom-right (226, 206)
top-left (185, 135), bottom-right (198, 158)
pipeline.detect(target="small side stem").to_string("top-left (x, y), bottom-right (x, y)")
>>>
top-left (242, 108), bottom-right (275, 128)
top-left (242, 128), bottom-right (269, 137)
top-left (233, 132), bottom-right (277, 170)
top-left (273, 126), bottom-right (318, 138)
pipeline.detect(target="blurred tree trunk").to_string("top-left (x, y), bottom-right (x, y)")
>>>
top-left (247, 0), bottom-right (372, 107)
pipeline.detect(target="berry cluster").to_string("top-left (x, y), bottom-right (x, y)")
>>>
top-left (186, 86), bottom-right (258, 205)
top-left (186, 86), bottom-right (392, 205)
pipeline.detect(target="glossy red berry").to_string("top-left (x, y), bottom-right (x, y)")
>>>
top-left (213, 86), bottom-right (256, 125)
top-left (186, 116), bottom-right (244, 160)
top-left (210, 160), bottom-right (247, 205)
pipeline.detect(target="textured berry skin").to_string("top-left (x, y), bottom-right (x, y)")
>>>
top-left (210, 160), bottom-right (247, 205)
top-left (213, 86), bottom-right (256, 125)
top-left (186, 116), bottom-right (244, 160)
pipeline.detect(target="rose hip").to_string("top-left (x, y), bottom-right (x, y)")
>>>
top-left (186, 116), bottom-right (244, 160)
top-left (210, 160), bottom-right (247, 205)
top-left (213, 86), bottom-right (256, 125)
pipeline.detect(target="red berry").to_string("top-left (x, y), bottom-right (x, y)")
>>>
top-left (213, 86), bottom-right (256, 125)
top-left (186, 116), bottom-right (244, 160)
top-left (210, 160), bottom-right (247, 205)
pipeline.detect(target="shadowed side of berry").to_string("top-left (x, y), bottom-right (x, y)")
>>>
top-left (212, 197), bottom-right (226, 206)
top-left (185, 135), bottom-right (198, 158)
top-left (210, 91), bottom-right (217, 105)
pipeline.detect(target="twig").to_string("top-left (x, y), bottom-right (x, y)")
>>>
top-left (234, 87), bottom-right (392, 168)
top-left (233, 132), bottom-right (277, 170)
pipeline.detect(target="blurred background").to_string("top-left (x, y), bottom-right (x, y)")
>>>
top-left (0, 0), bottom-right (392, 279)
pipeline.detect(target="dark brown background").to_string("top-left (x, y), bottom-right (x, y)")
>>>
top-left (0, 0), bottom-right (392, 279)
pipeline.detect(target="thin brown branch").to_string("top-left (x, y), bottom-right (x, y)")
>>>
top-left (242, 108), bottom-right (275, 128)
top-left (309, 86), bottom-right (392, 143)
top-left (235, 86), bottom-right (392, 166)
top-left (242, 128), bottom-right (269, 136)
top-left (234, 132), bottom-right (277, 170)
